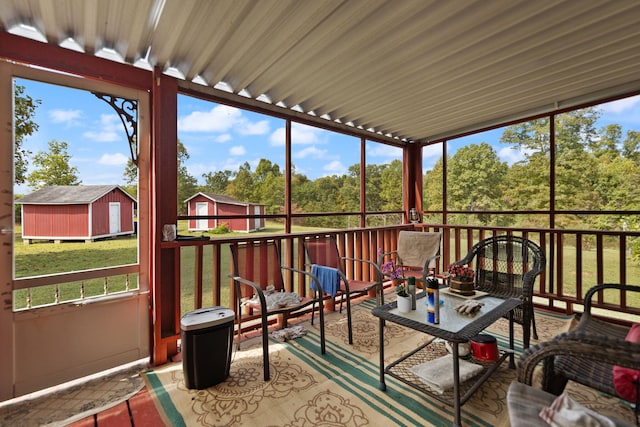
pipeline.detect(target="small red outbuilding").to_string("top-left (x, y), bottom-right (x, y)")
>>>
top-left (18, 185), bottom-right (136, 243)
top-left (185, 192), bottom-right (265, 232)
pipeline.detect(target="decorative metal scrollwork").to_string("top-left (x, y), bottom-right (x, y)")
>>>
top-left (92, 92), bottom-right (138, 165)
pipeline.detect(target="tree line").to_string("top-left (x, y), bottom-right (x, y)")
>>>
top-left (424, 108), bottom-right (640, 232)
top-left (13, 84), bottom-right (640, 237)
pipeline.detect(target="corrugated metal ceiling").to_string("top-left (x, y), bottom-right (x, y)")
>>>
top-left (1, 0), bottom-right (639, 144)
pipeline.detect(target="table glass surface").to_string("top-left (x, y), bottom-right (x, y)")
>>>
top-left (387, 291), bottom-right (509, 334)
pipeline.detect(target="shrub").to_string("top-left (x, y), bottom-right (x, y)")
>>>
top-left (209, 223), bottom-right (231, 234)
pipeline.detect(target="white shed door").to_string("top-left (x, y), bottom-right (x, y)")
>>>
top-left (196, 202), bottom-right (208, 230)
top-left (254, 205), bottom-right (261, 229)
top-left (109, 202), bottom-right (121, 234)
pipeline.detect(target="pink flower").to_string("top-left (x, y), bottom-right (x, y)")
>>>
top-left (448, 264), bottom-right (474, 280)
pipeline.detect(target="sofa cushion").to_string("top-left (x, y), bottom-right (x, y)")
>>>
top-left (613, 323), bottom-right (640, 402)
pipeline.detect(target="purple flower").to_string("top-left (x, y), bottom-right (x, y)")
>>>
top-left (380, 256), bottom-right (405, 279)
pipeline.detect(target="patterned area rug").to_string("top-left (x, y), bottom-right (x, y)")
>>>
top-left (0, 361), bottom-right (146, 427)
top-left (143, 297), bottom-right (635, 427)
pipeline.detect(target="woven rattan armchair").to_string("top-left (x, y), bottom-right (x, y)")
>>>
top-left (518, 283), bottom-right (640, 423)
top-left (451, 235), bottom-right (545, 349)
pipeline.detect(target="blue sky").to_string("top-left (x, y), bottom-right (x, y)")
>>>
top-left (14, 77), bottom-right (640, 195)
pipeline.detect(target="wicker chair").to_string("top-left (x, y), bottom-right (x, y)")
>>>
top-left (451, 235), bottom-right (545, 349)
top-left (518, 283), bottom-right (640, 424)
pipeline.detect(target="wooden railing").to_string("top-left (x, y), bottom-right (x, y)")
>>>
top-left (13, 264), bottom-right (140, 310)
top-left (162, 224), bottom-right (640, 330)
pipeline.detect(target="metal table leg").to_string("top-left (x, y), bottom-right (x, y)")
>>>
top-left (378, 317), bottom-right (386, 391)
top-left (452, 342), bottom-right (461, 426)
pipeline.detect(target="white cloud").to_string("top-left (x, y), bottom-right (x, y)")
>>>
top-left (600, 95), bottom-right (640, 114)
top-left (367, 143), bottom-right (402, 158)
top-left (178, 105), bottom-right (242, 132)
top-left (238, 119), bottom-right (270, 135)
top-left (269, 128), bottom-right (286, 145)
top-left (229, 146), bottom-right (246, 156)
top-left (498, 145), bottom-right (528, 165)
top-left (83, 130), bottom-right (119, 142)
top-left (270, 122), bottom-right (322, 146)
top-left (295, 146), bottom-right (326, 159)
top-left (178, 105), bottom-right (271, 140)
top-left (422, 144), bottom-right (441, 159)
top-left (82, 114), bottom-right (121, 142)
top-left (49, 109), bottom-right (82, 125)
top-left (323, 160), bottom-right (346, 175)
top-left (98, 152), bottom-right (129, 165)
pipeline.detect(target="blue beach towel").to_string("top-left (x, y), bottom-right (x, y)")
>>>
top-left (311, 264), bottom-right (340, 297)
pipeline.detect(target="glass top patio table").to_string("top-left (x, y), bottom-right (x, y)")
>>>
top-left (374, 290), bottom-right (522, 342)
top-left (372, 291), bottom-right (522, 427)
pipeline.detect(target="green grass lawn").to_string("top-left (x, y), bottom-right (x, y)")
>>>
top-left (12, 221), bottom-right (324, 310)
top-left (12, 223), bottom-right (640, 313)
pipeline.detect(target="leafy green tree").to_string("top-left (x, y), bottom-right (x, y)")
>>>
top-left (27, 139), bottom-right (80, 190)
top-left (623, 130), bottom-right (640, 164)
top-left (554, 110), bottom-right (601, 214)
top-left (447, 143), bottom-right (507, 224)
top-left (291, 171), bottom-right (314, 223)
top-left (595, 124), bottom-right (622, 159)
top-left (227, 162), bottom-right (255, 202)
top-left (339, 164), bottom-right (360, 213)
top-left (123, 158), bottom-right (137, 184)
top-left (177, 140), bottom-right (198, 214)
top-left (252, 159), bottom-right (285, 213)
top-left (14, 84), bottom-right (42, 185)
top-left (379, 160), bottom-right (403, 211)
top-left (500, 117), bottom-right (550, 154)
top-left (423, 158), bottom-right (443, 212)
top-left (592, 156), bottom-right (640, 229)
top-left (202, 170), bottom-right (232, 193)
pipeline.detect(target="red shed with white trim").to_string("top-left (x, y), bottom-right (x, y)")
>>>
top-left (185, 193), bottom-right (265, 232)
top-left (17, 185), bottom-right (136, 243)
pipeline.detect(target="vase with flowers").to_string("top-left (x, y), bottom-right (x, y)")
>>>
top-left (448, 263), bottom-right (475, 296)
top-left (378, 249), bottom-right (411, 312)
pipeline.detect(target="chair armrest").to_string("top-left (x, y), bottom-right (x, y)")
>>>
top-left (342, 256), bottom-right (383, 280)
top-left (281, 265), bottom-right (323, 298)
top-left (583, 283), bottom-right (640, 315)
top-left (228, 274), bottom-right (268, 307)
top-left (518, 331), bottom-right (640, 387)
top-left (376, 250), bottom-right (398, 265)
top-left (422, 254), bottom-right (440, 271)
top-left (452, 250), bottom-right (477, 267)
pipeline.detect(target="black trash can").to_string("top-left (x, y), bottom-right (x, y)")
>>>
top-left (181, 306), bottom-right (235, 389)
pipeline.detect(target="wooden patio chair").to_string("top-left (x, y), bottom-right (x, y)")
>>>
top-left (229, 240), bottom-right (325, 381)
top-left (303, 235), bottom-right (382, 345)
top-left (518, 283), bottom-right (640, 425)
top-left (377, 230), bottom-right (441, 287)
top-left (450, 235), bottom-right (545, 349)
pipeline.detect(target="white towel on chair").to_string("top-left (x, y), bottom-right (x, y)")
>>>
top-left (409, 354), bottom-right (483, 394)
top-left (539, 393), bottom-right (615, 427)
top-left (397, 231), bottom-right (440, 268)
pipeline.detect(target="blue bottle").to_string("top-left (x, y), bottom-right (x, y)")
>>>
top-left (426, 278), bottom-right (440, 324)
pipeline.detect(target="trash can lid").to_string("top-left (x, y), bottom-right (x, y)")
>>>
top-left (181, 306), bottom-right (235, 330)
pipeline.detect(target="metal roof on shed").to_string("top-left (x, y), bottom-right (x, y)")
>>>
top-left (17, 185), bottom-right (136, 205)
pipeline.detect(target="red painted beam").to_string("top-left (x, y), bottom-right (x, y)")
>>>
top-left (0, 32), bottom-right (149, 91)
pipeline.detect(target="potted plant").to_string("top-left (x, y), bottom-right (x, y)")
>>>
top-left (395, 282), bottom-right (412, 313)
top-left (379, 249), bottom-right (411, 312)
top-left (447, 263), bottom-right (475, 295)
